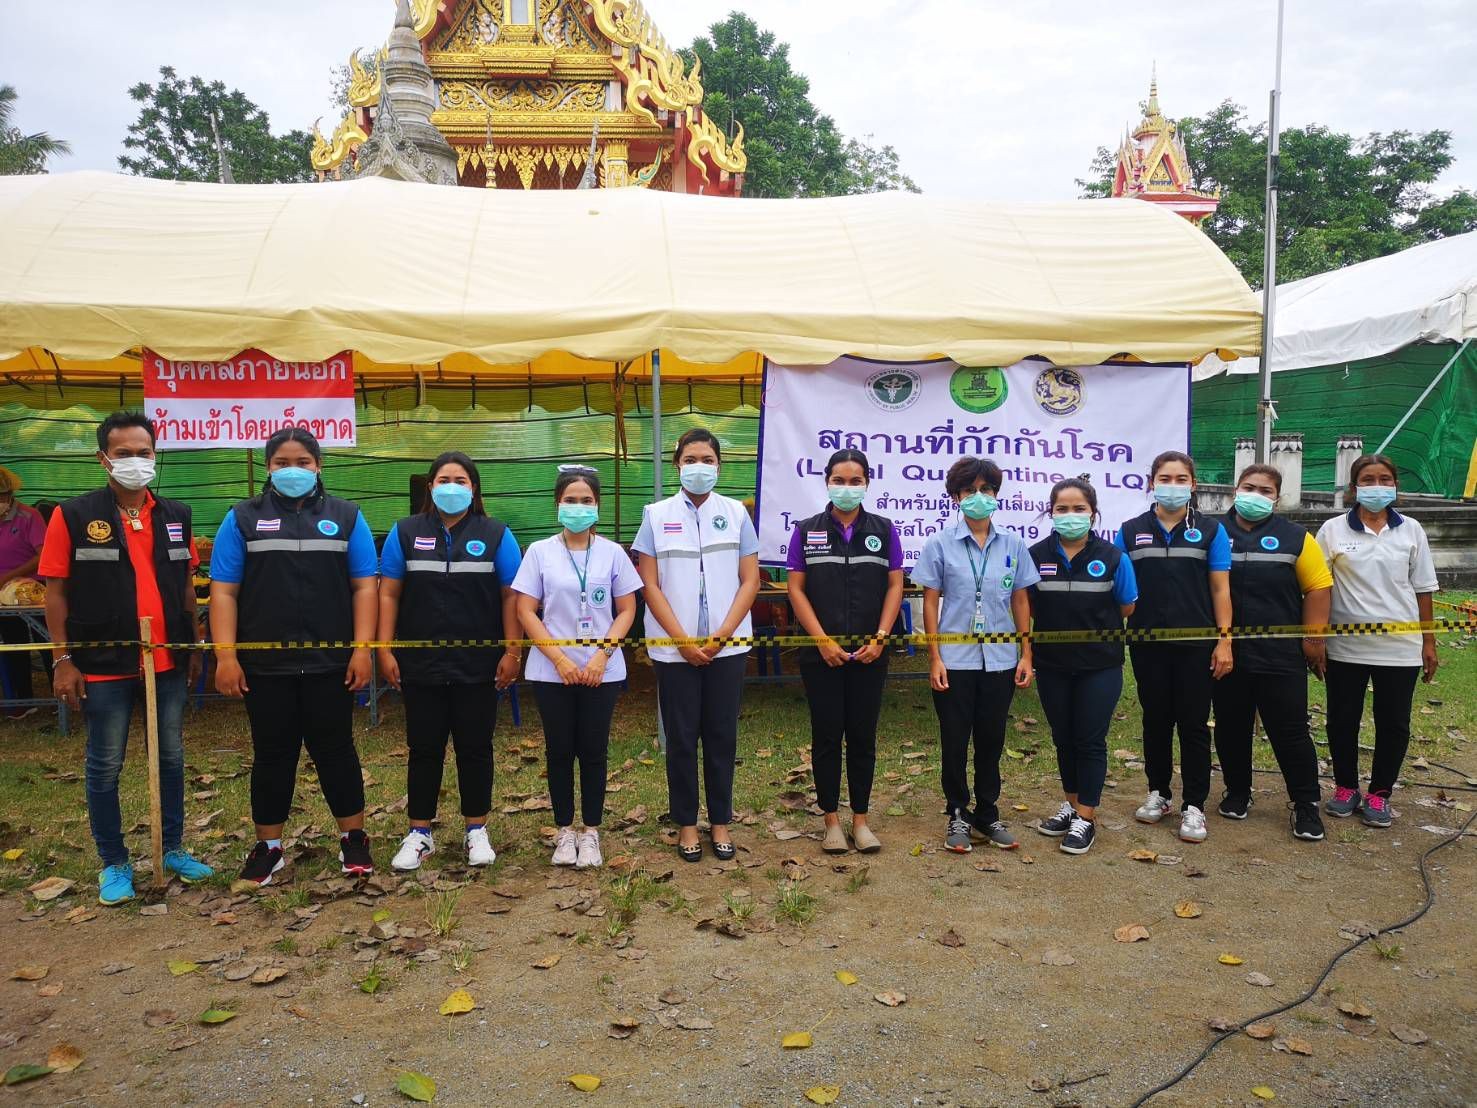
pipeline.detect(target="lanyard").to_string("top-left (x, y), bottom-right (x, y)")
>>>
top-left (562, 536), bottom-right (593, 608)
top-left (964, 533), bottom-right (990, 607)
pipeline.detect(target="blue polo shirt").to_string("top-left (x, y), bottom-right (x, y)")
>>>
top-left (912, 516), bottom-right (1039, 671)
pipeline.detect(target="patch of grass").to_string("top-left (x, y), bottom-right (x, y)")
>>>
top-left (1338, 827), bottom-right (1370, 845)
top-left (1293, 1012), bottom-right (1329, 1026)
top-left (724, 891), bottom-right (755, 922)
top-left (607, 870), bottom-right (660, 926)
top-left (357, 962), bottom-right (387, 995)
top-left (844, 865), bottom-right (871, 894)
top-left (320, 935), bottom-right (342, 952)
top-left (448, 947), bottom-right (473, 975)
top-left (763, 866), bottom-right (784, 882)
top-left (775, 881), bottom-right (818, 926)
top-left (270, 936), bottom-right (298, 956)
top-left (262, 886), bottom-right (310, 914)
top-left (604, 916), bottom-right (628, 943)
top-left (1372, 939), bottom-right (1403, 962)
top-left (658, 888), bottom-right (696, 917)
top-left (427, 890), bottom-right (461, 938)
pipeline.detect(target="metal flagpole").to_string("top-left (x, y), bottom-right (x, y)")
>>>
top-left (1255, 0), bottom-right (1287, 464)
top-left (650, 350), bottom-right (666, 754)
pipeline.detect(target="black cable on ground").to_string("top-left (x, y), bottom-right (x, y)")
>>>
top-left (1131, 802), bottom-right (1477, 1107)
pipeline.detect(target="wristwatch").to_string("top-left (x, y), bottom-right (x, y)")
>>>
top-left (52, 653), bottom-right (73, 669)
top-left (602, 645), bottom-right (618, 659)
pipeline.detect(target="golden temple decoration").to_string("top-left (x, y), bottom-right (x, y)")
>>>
top-left (631, 147), bottom-right (664, 189)
top-left (411, 0), bottom-right (443, 39)
top-left (685, 114), bottom-right (746, 180)
top-left (311, 113), bottom-right (370, 176)
top-left (440, 79), bottom-right (606, 113)
top-left (347, 47), bottom-right (388, 109)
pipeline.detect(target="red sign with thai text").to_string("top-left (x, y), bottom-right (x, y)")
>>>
top-left (142, 349), bottom-right (357, 449)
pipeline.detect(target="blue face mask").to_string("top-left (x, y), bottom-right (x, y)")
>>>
top-left (1355, 485), bottom-right (1397, 512)
top-left (1234, 491), bottom-right (1275, 521)
top-left (827, 485), bottom-right (866, 512)
top-left (270, 466), bottom-right (318, 499)
top-left (1153, 485), bottom-right (1193, 510)
top-left (680, 463), bottom-right (718, 496)
top-left (431, 482), bottom-right (474, 515)
top-left (960, 492), bottom-right (998, 520)
top-left (559, 504), bottom-right (599, 534)
top-left (1053, 514), bottom-right (1092, 540)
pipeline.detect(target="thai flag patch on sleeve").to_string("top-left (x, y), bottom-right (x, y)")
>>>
top-left (1134, 532), bottom-right (1155, 546)
top-left (663, 522), bottom-right (685, 534)
top-left (165, 523), bottom-right (184, 543)
top-left (256, 519), bottom-right (281, 533)
top-left (1038, 562), bottom-right (1058, 576)
top-left (413, 536), bottom-right (437, 551)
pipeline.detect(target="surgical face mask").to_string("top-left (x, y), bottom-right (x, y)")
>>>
top-left (1052, 514), bottom-right (1092, 540)
top-left (1234, 491), bottom-right (1275, 521)
top-left (1355, 485), bottom-right (1398, 512)
top-left (559, 503), bottom-right (599, 534)
top-left (108, 457), bottom-right (156, 491)
top-left (959, 491), bottom-right (997, 520)
top-left (270, 465), bottom-right (318, 499)
top-left (431, 482), bottom-right (474, 515)
top-left (680, 463), bottom-right (718, 496)
top-left (1152, 484), bottom-right (1193, 510)
top-left (827, 485), bottom-right (866, 512)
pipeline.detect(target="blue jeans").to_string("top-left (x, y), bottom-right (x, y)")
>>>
top-left (83, 669), bottom-right (187, 867)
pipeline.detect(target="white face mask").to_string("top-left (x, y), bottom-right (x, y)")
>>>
top-left (108, 457), bottom-right (156, 491)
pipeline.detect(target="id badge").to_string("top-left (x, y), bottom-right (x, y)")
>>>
top-left (577, 616), bottom-right (596, 637)
top-left (972, 613), bottom-right (987, 637)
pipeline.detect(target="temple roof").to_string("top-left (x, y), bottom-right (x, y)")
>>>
top-left (1111, 71), bottom-right (1219, 223)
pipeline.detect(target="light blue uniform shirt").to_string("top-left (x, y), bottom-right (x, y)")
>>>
top-left (912, 515), bottom-right (1040, 672)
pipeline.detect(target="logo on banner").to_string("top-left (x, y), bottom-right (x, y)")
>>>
top-left (1034, 367), bottom-right (1085, 417)
top-left (949, 367), bottom-right (1009, 414)
top-left (864, 534), bottom-right (883, 553)
top-left (318, 520), bottom-right (340, 537)
top-left (166, 523), bottom-right (185, 543)
top-left (465, 540), bottom-right (486, 557)
top-left (865, 368), bottom-right (922, 412)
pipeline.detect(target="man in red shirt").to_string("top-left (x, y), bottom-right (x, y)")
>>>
top-left (39, 412), bottom-right (214, 905)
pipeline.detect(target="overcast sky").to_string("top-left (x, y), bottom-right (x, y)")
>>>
top-left (3, 0), bottom-right (1474, 199)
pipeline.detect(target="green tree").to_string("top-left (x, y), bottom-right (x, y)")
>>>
top-left (1079, 100), bottom-right (1477, 285)
top-left (119, 66), bottom-right (313, 184)
top-left (684, 13), bottom-right (917, 197)
top-left (0, 84), bottom-right (71, 175)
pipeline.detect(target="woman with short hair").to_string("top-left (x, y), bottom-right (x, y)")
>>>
top-left (1316, 454), bottom-right (1439, 828)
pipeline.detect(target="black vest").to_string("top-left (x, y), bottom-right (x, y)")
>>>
top-left (1027, 534), bottom-right (1125, 672)
top-left (58, 488), bottom-right (195, 676)
top-left (1223, 512), bottom-right (1309, 674)
top-left (391, 512), bottom-right (509, 685)
top-left (1118, 509), bottom-right (1217, 630)
top-left (794, 507), bottom-right (894, 664)
top-left (230, 490), bottom-right (362, 676)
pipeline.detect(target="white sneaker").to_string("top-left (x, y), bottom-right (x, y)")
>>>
top-left (391, 830), bottom-right (434, 872)
top-left (1179, 806), bottom-right (1208, 843)
top-left (1135, 790), bottom-right (1173, 824)
top-left (575, 830), bottom-right (602, 869)
top-left (465, 826), bottom-right (496, 867)
top-left (551, 827), bottom-right (578, 867)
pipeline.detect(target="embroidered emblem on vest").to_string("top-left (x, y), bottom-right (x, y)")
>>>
top-left (166, 522), bottom-right (184, 543)
top-left (1087, 560), bottom-right (1107, 578)
top-left (864, 534), bottom-right (883, 553)
top-left (1134, 532), bottom-right (1154, 546)
top-left (465, 540), bottom-right (487, 557)
top-left (1184, 528), bottom-right (1202, 542)
top-left (1260, 535), bottom-right (1280, 551)
top-left (86, 520), bottom-right (112, 543)
top-left (591, 586), bottom-right (608, 606)
top-left (414, 536), bottom-right (436, 551)
top-left (256, 518), bottom-right (281, 532)
top-left (318, 519), bottom-right (341, 537)
top-left (713, 515), bottom-right (729, 531)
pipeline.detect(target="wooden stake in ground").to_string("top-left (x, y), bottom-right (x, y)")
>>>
top-left (140, 616), bottom-right (165, 890)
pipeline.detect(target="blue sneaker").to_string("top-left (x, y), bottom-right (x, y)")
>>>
top-left (164, 850), bottom-right (214, 884)
top-left (98, 863), bottom-right (136, 906)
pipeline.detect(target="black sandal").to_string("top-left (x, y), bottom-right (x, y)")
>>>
top-left (710, 837), bottom-right (736, 862)
top-left (678, 841), bottom-right (703, 863)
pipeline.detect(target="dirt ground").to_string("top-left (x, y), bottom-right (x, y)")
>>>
top-left (1, 664), bottom-right (1476, 1107)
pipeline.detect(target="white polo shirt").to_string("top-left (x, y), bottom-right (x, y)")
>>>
top-left (1316, 508), bottom-right (1438, 666)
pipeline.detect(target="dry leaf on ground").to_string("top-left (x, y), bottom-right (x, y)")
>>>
top-left (1174, 900), bottom-right (1203, 919)
top-left (1113, 924), bottom-right (1150, 943)
top-left (1390, 1024), bottom-right (1429, 1045)
top-left (166, 961), bottom-right (199, 977)
top-left (608, 1017), bottom-right (640, 1040)
top-left (45, 1044), bottom-right (82, 1073)
top-left (568, 1074), bottom-right (601, 1092)
top-left (1218, 954), bottom-right (1244, 965)
top-left (10, 966), bottom-right (48, 981)
top-left (658, 987), bottom-right (687, 1005)
top-left (250, 967), bottom-right (288, 986)
top-left (873, 990), bottom-right (907, 1007)
top-left (938, 928), bottom-right (965, 948)
top-left (37, 984), bottom-right (62, 998)
top-left (1041, 949), bottom-right (1076, 966)
top-left (805, 1086), bottom-right (841, 1105)
top-left (782, 1031), bottom-right (814, 1049)
top-left (834, 971), bottom-right (858, 986)
top-left (1245, 1022), bottom-right (1277, 1040)
top-left (1251, 1087), bottom-right (1276, 1101)
top-left (676, 1015), bottom-right (714, 1031)
top-left (1338, 999), bottom-right (1372, 1019)
top-left (531, 954), bottom-right (561, 970)
top-left (1273, 1037), bottom-right (1313, 1056)
top-left (439, 989), bottom-right (475, 1016)
top-left (143, 1010), bottom-right (176, 1028)
top-left (1246, 972), bottom-right (1275, 987)
top-left (1127, 849), bottom-right (1158, 863)
top-left (26, 877), bottom-right (74, 901)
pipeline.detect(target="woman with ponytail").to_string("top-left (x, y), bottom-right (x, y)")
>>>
top-left (209, 429), bottom-right (381, 885)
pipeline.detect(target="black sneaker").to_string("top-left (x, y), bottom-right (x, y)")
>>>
top-left (239, 842), bottom-right (285, 887)
top-left (1217, 793), bottom-right (1252, 820)
top-left (1291, 802), bottom-right (1325, 842)
top-left (1060, 817), bottom-right (1096, 855)
top-left (339, 830), bottom-right (374, 876)
top-left (1038, 801), bottom-right (1076, 838)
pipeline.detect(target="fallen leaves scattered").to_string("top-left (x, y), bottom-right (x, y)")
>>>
top-left (10, 966), bottom-right (48, 981)
top-left (1273, 1037), bottom-right (1313, 1056)
top-left (166, 960), bottom-right (199, 977)
top-left (45, 1044), bottom-right (83, 1073)
top-left (531, 954), bottom-right (561, 970)
top-left (396, 1070), bottom-right (437, 1102)
top-left (805, 1086), bottom-right (841, 1105)
top-left (568, 1074), bottom-right (601, 1093)
top-left (37, 983), bottom-right (62, 998)
top-left (26, 877), bottom-right (74, 901)
top-left (873, 990), bottom-right (907, 1007)
top-left (1127, 849), bottom-right (1158, 863)
top-left (1337, 999), bottom-right (1373, 1020)
top-left (1389, 1024), bottom-right (1429, 1045)
top-left (938, 928), bottom-right (965, 948)
top-left (1218, 954), bottom-right (1245, 966)
top-left (1113, 924), bottom-right (1150, 943)
top-left (1173, 900), bottom-right (1203, 919)
top-left (782, 1031), bottom-right (814, 1050)
top-left (439, 989), bottom-right (475, 1016)
top-left (1245, 1022), bottom-right (1277, 1040)
top-left (250, 967), bottom-right (288, 986)
top-left (834, 971), bottom-right (858, 986)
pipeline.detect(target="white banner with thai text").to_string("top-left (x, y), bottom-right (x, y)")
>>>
top-left (143, 348), bottom-right (357, 450)
top-left (756, 358), bottom-right (1189, 569)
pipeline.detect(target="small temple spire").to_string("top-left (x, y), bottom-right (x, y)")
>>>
top-left (576, 119), bottom-right (602, 190)
top-left (1147, 62), bottom-right (1160, 118)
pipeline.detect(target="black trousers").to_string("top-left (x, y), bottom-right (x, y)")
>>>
top-left (1, 616), bottom-right (36, 701)
top-left (1036, 666), bottom-right (1121, 809)
top-left (1325, 659), bottom-right (1420, 798)
top-left (1130, 642), bottom-right (1215, 810)
top-left (1212, 668), bottom-right (1319, 804)
top-left (932, 668), bottom-right (1017, 826)
top-left (801, 656), bottom-right (889, 815)
top-left (654, 654), bottom-right (747, 827)
top-left (532, 680), bottom-right (621, 828)
top-left (402, 681), bottom-right (497, 822)
top-left (243, 672), bottom-right (365, 825)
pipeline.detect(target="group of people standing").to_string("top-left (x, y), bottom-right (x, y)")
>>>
top-left (25, 411), bottom-right (1440, 905)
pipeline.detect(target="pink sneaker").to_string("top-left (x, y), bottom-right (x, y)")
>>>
top-left (1325, 786), bottom-right (1361, 818)
top-left (1361, 793), bottom-right (1391, 828)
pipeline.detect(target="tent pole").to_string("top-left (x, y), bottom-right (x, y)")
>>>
top-left (651, 350), bottom-right (663, 500)
top-left (1375, 339), bottom-right (1471, 456)
top-left (1255, 0), bottom-right (1286, 465)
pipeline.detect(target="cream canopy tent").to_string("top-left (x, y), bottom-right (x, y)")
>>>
top-left (0, 171), bottom-right (1259, 377)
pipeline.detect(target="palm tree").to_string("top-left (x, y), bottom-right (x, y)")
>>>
top-left (0, 85), bottom-right (71, 175)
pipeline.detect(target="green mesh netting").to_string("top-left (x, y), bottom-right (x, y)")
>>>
top-left (0, 378), bottom-right (761, 543)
